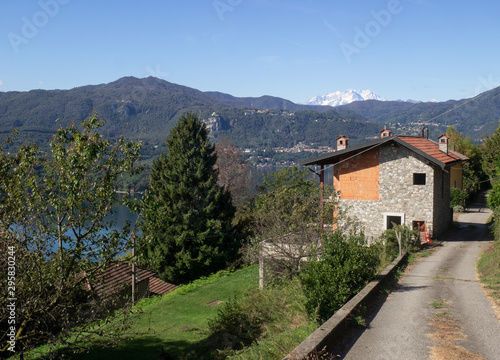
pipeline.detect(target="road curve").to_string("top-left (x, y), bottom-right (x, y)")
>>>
top-left (340, 199), bottom-right (500, 360)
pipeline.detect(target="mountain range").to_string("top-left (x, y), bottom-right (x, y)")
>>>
top-left (1, 77), bottom-right (499, 161)
top-left (305, 89), bottom-right (386, 107)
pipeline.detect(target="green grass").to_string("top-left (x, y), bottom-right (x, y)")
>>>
top-left (430, 300), bottom-right (445, 309)
top-left (29, 266), bottom-right (259, 360)
top-left (223, 280), bottom-right (318, 360)
top-left (478, 237), bottom-right (500, 300)
top-left (27, 265), bottom-right (317, 360)
top-left (418, 250), bottom-right (432, 258)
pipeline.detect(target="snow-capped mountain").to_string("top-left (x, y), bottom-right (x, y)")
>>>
top-left (305, 89), bottom-right (386, 107)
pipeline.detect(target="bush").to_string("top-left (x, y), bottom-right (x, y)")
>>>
top-left (450, 187), bottom-right (467, 208)
top-left (207, 296), bottom-right (263, 353)
top-left (487, 184), bottom-right (500, 210)
top-left (379, 225), bottom-right (420, 260)
top-left (299, 231), bottom-right (380, 323)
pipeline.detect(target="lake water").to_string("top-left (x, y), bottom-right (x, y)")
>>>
top-left (111, 165), bottom-right (334, 227)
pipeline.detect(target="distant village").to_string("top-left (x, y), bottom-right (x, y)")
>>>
top-left (202, 110), bottom-right (454, 166)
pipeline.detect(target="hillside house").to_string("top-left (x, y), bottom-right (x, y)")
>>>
top-left (300, 129), bottom-right (468, 240)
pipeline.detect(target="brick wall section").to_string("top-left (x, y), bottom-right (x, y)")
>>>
top-left (334, 143), bottom-right (452, 241)
top-left (334, 148), bottom-right (379, 201)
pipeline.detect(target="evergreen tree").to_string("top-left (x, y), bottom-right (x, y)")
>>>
top-left (140, 113), bottom-right (241, 284)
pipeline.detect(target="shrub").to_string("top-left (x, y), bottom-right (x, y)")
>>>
top-left (205, 279), bottom-right (313, 359)
top-left (379, 225), bottom-right (420, 258)
top-left (487, 184), bottom-right (500, 210)
top-left (299, 231), bottom-right (380, 323)
top-left (207, 296), bottom-right (263, 353)
top-left (450, 187), bottom-right (467, 208)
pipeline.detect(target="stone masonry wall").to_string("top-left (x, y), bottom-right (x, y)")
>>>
top-left (433, 167), bottom-right (452, 237)
top-left (336, 143), bottom-right (437, 241)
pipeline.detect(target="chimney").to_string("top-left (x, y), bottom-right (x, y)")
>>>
top-left (380, 128), bottom-right (392, 138)
top-left (336, 135), bottom-right (349, 151)
top-left (437, 134), bottom-right (449, 154)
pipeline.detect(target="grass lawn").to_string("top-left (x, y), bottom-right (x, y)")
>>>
top-left (478, 237), bottom-right (500, 304)
top-left (30, 266), bottom-right (259, 360)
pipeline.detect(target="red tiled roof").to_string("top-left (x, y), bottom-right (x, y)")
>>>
top-left (396, 136), bottom-right (464, 164)
top-left (300, 135), bottom-right (468, 168)
top-left (149, 276), bottom-right (178, 296)
top-left (90, 262), bottom-right (177, 297)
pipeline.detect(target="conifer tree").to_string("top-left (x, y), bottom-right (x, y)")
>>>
top-left (140, 113), bottom-right (241, 284)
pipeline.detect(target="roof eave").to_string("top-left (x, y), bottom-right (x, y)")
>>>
top-left (299, 137), bottom-right (394, 166)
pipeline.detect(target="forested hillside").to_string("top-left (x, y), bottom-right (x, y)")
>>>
top-left (1, 76), bottom-right (498, 160)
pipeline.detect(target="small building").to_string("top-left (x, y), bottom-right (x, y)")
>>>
top-left (82, 262), bottom-right (178, 307)
top-left (300, 129), bottom-right (468, 240)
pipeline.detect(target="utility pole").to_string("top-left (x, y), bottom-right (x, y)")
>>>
top-left (131, 232), bottom-right (136, 305)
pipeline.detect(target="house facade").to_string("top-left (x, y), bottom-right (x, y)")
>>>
top-left (300, 130), bottom-right (468, 241)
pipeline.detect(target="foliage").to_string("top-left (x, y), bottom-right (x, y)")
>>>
top-left (481, 121), bottom-right (500, 211)
top-left (376, 224), bottom-right (419, 267)
top-left (207, 295), bottom-right (265, 354)
top-left (214, 137), bottom-right (253, 204)
top-left (299, 231), bottom-right (379, 323)
top-left (251, 166), bottom-right (326, 278)
top-left (0, 114), bottom-right (142, 357)
top-left (450, 187), bottom-right (468, 208)
top-left (5, 77), bottom-right (500, 172)
top-left (28, 265), bottom-right (259, 360)
top-left (206, 278), bottom-right (316, 360)
top-left (487, 184), bottom-right (500, 210)
top-left (446, 125), bottom-right (486, 205)
top-left (481, 120), bottom-right (500, 184)
top-left (139, 113), bottom-right (243, 284)
top-left (477, 211), bottom-right (500, 302)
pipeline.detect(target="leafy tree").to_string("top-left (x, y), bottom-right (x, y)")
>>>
top-left (0, 114), bottom-right (142, 356)
top-left (300, 231), bottom-right (379, 322)
top-left (480, 121), bottom-right (500, 210)
top-left (446, 125), bottom-right (486, 204)
top-left (139, 113), bottom-right (242, 284)
top-left (481, 120), bottom-right (500, 184)
top-left (214, 137), bottom-right (253, 204)
top-left (252, 166), bottom-right (328, 279)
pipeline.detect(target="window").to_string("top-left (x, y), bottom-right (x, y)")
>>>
top-left (413, 173), bottom-right (426, 185)
top-left (383, 212), bottom-right (405, 230)
top-left (386, 216), bottom-right (402, 229)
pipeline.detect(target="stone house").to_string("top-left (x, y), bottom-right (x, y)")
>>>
top-left (300, 129), bottom-right (468, 240)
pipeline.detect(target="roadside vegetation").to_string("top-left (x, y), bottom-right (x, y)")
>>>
top-left (478, 121), bottom-right (500, 308)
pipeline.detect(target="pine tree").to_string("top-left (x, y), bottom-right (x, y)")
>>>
top-left (140, 113), bottom-right (241, 284)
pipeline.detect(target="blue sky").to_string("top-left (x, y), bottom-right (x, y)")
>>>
top-left (1, 0), bottom-right (499, 103)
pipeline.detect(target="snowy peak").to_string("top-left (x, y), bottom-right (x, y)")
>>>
top-left (305, 89), bottom-right (386, 107)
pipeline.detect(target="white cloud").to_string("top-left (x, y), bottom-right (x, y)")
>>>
top-left (0, 80), bottom-right (4, 86)
top-left (38, 80), bottom-right (44, 86)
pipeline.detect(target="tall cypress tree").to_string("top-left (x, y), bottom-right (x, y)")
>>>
top-left (140, 113), bottom-right (241, 284)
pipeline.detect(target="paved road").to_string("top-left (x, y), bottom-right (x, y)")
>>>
top-left (340, 198), bottom-right (500, 360)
